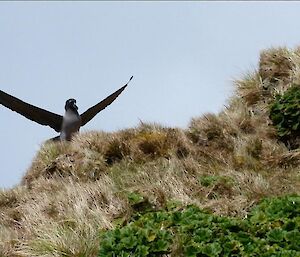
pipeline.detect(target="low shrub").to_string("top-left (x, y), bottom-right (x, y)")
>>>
top-left (269, 85), bottom-right (300, 148)
top-left (99, 195), bottom-right (300, 257)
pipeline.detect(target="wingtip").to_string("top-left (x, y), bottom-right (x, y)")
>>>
top-left (125, 76), bottom-right (133, 87)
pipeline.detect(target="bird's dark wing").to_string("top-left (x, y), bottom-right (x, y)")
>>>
top-left (80, 76), bottom-right (132, 127)
top-left (0, 90), bottom-right (63, 132)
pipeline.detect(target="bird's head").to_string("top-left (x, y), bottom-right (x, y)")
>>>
top-left (65, 98), bottom-right (78, 111)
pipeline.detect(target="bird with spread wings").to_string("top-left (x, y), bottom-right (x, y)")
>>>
top-left (0, 76), bottom-right (133, 141)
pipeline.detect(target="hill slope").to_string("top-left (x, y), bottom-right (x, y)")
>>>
top-left (1, 46), bottom-right (300, 257)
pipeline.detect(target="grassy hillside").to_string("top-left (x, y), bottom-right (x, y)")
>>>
top-left (1, 46), bottom-right (300, 257)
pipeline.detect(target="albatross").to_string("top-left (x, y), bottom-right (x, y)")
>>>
top-left (0, 76), bottom-right (133, 141)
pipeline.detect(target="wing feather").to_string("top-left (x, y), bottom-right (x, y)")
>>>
top-left (0, 90), bottom-right (63, 132)
top-left (80, 76), bottom-right (132, 127)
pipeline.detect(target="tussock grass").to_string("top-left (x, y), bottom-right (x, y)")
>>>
top-left (1, 46), bottom-right (300, 256)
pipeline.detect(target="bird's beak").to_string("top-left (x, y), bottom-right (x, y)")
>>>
top-left (73, 102), bottom-right (78, 110)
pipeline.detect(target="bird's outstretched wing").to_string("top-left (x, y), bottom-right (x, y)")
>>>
top-left (0, 90), bottom-right (63, 132)
top-left (80, 76), bottom-right (133, 127)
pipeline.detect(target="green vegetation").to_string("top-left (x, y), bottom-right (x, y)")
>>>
top-left (270, 85), bottom-right (300, 148)
top-left (99, 195), bottom-right (300, 257)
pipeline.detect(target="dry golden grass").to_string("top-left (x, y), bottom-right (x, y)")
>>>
top-left (1, 46), bottom-right (300, 257)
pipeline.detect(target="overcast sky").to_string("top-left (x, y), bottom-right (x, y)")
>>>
top-left (1, 2), bottom-right (300, 188)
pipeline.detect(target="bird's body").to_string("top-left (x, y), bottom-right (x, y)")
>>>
top-left (60, 109), bottom-right (81, 141)
top-left (0, 76), bottom-right (133, 141)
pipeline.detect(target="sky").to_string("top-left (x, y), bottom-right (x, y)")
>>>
top-left (1, 2), bottom-right (300, 189)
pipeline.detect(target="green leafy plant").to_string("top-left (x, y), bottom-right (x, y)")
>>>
top-left (269, 85), bottom-right (300, 148)
top-left (99, 195), bottom-right (300, 257)
top-left (199, 175), bottom-right (234, 188)
top-left (127, 191), bottom-right (153, 212)
top-left (199, 175), bottom-right (220, 187)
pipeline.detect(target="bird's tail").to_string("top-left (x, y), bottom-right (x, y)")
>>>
top-left (48, 136), bottom-right (60, 142)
